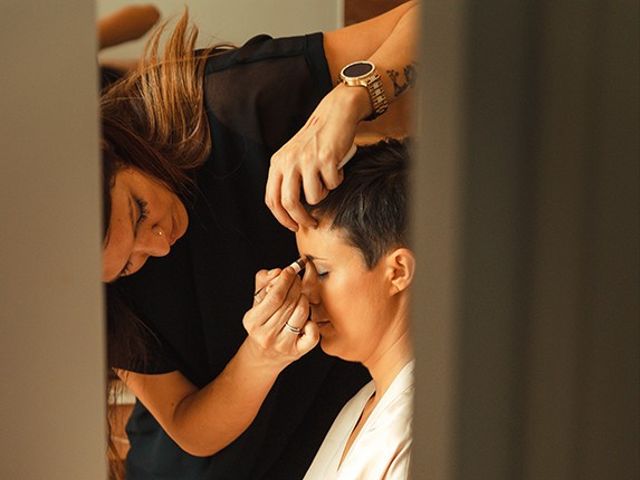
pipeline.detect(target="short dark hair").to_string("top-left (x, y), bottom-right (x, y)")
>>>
top-left (304, 138), bottom-right (410, 268)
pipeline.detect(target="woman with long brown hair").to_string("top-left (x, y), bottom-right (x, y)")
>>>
top-left (101, 2), bottom-right (418, 478)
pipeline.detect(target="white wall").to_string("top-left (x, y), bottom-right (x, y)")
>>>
top-left (0, 1), bottom-right (105, 479)
top-left (98, 0), bottom-right (343, 61)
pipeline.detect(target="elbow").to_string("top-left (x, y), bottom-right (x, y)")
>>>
top-left (167, 424), bottom-right (224, 457)
top-left (168, 404), bottom-right (225, 457)
top-left (165, 425), bottom-right (224, 458)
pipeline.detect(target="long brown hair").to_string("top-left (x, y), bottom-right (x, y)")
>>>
top-left (100, 11), bottom-right (231, 479)
top-left (100, 10), bottom-right (229, 223)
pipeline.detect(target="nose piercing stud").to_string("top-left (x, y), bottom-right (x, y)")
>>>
top-left (153, 226), bottom-right (165, 237)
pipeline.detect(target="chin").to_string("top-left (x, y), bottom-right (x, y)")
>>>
top-left (319, 337), bottom-right (360, 363)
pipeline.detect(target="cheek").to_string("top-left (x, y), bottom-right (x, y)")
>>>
top-left (320, 273), bottom-right (381, 324)
top-left (155, 190), bottom-right (172, 213)
top-left (147, 192), bottom-right (176, 224)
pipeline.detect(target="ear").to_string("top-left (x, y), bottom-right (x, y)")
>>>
top-left (384, 247), bottom-right (415, 295)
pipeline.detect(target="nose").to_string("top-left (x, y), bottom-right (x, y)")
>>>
top-left (301, 261), bottom-right (320, 305)
top-left (134, 225), bottom-right (171, 257)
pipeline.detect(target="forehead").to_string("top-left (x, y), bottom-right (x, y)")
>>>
top-left (296, 220), bottom-right (359, 260)
top-left (102, 173), bottom-right (135, 281)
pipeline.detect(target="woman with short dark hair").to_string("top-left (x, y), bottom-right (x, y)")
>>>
top-left (298, 139), bottom-right (415, 479)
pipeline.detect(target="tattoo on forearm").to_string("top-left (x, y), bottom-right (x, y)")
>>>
top-left (387, 63), bottom-right (417, 97)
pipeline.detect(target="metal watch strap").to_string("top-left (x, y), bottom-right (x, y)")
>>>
top-left (363, 73), bottom-right (389, 121)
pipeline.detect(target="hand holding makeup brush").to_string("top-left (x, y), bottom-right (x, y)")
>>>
top-left (242, 258), bottom-right (319, 371)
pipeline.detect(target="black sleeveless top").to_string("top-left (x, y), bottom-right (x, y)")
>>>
top-left (115, 33), bottom-right (369, 480)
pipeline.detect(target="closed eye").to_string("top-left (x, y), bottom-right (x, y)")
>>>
top-left (134, 197), bottom-right (149, 227)
top-left (117, 197), bottom-right (148, 279)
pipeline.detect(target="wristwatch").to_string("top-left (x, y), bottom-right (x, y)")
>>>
top-left (339, 61), bottom-right (389, 121)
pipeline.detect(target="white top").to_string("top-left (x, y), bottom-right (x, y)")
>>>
top-left (304, 361), bottom-right (414, 480)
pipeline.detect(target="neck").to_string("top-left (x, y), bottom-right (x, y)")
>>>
top-left (362, 304), bottom-right (413, 399)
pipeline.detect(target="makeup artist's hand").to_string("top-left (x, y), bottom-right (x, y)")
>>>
top-left (265, 84), bottom-right (370, 231)
top-left (242, 265), bottom-right (319, 371)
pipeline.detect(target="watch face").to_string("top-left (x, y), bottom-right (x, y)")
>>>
top-left (343, 62), bottom-right (374, 78)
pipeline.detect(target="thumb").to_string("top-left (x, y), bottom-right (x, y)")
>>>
top-left (297, 320), bottom-right (320, 356)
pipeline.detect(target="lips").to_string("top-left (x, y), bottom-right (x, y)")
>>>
top-left (310, 309), bottom-right (331, 328)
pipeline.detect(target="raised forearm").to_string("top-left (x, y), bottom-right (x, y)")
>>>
top-left (324, 1), bottom-right (419, 122)
top-left (367, 2), bottom-right (419, 106)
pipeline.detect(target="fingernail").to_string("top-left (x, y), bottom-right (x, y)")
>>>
top-left (268, 269), bottom-right (278, 275)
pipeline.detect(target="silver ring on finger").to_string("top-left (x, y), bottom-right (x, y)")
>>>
top-left (285, 322), bottom-right (303, 335)
top-left (253, 285), bottom-right (271, 305)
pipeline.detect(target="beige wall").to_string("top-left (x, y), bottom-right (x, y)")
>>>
top-left (411, 1), bottom-right (639, 479)
top-left (0, 1), bottom-right (106, 479)
top-left (97, 0), bottom-right (342, 61)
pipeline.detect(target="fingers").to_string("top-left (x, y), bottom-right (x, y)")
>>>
top-left (267, 147), bottom-right (348, 228)
top-left (265, 166), bottom-right (298, 232)
top-left (246, 268), bottom-right (296, 333)
top-left (298, 168), bottom-right (326, 207)
top-left (304, 141), bottom-right (355, 202)
top-left (282, 169), bottom-right (317, 229)
top-left (262, 268), bottom-right (302, 330)
top-left (255, 268), bottom-right (281, 290)
top-left (320, 169), bottom-right (343, 195)
top-left (278, 295), bottom-right (318, 357)
top-left (253, 268), bottom-right (281, 306)
top-left (245, 270), bottom-right (298, 353)
top-left (267, 157), bottom-right (319, 230)
top-left (243, 259), bottom-right (321, 369)
top-left (251, 265), bottom-right (310, 335)
top-left (279, 295), bottom-right (308, 338)
top-left (265, 93), bottom-right (357, 230)
top-left (296, 319), bottom-right (320, 355)
top-left (316, 150), bottom-right (345, 195)
top-left (282, 294), bottom-right (309, 331)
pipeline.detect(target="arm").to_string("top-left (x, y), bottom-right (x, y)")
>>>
top-left (324, 0), bottom-right (418, 106)
top-left (98, 4), bottom-right (160, 50)
top-left (98, 5), bottom-right (161, 74)
top-left (117, 266), bottom-right (318, 457)
top-left (265, 1), bottom-right (419, 230)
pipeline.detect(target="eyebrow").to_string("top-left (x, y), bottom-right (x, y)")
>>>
top-left (305, 255), bottom-right (327, 261)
